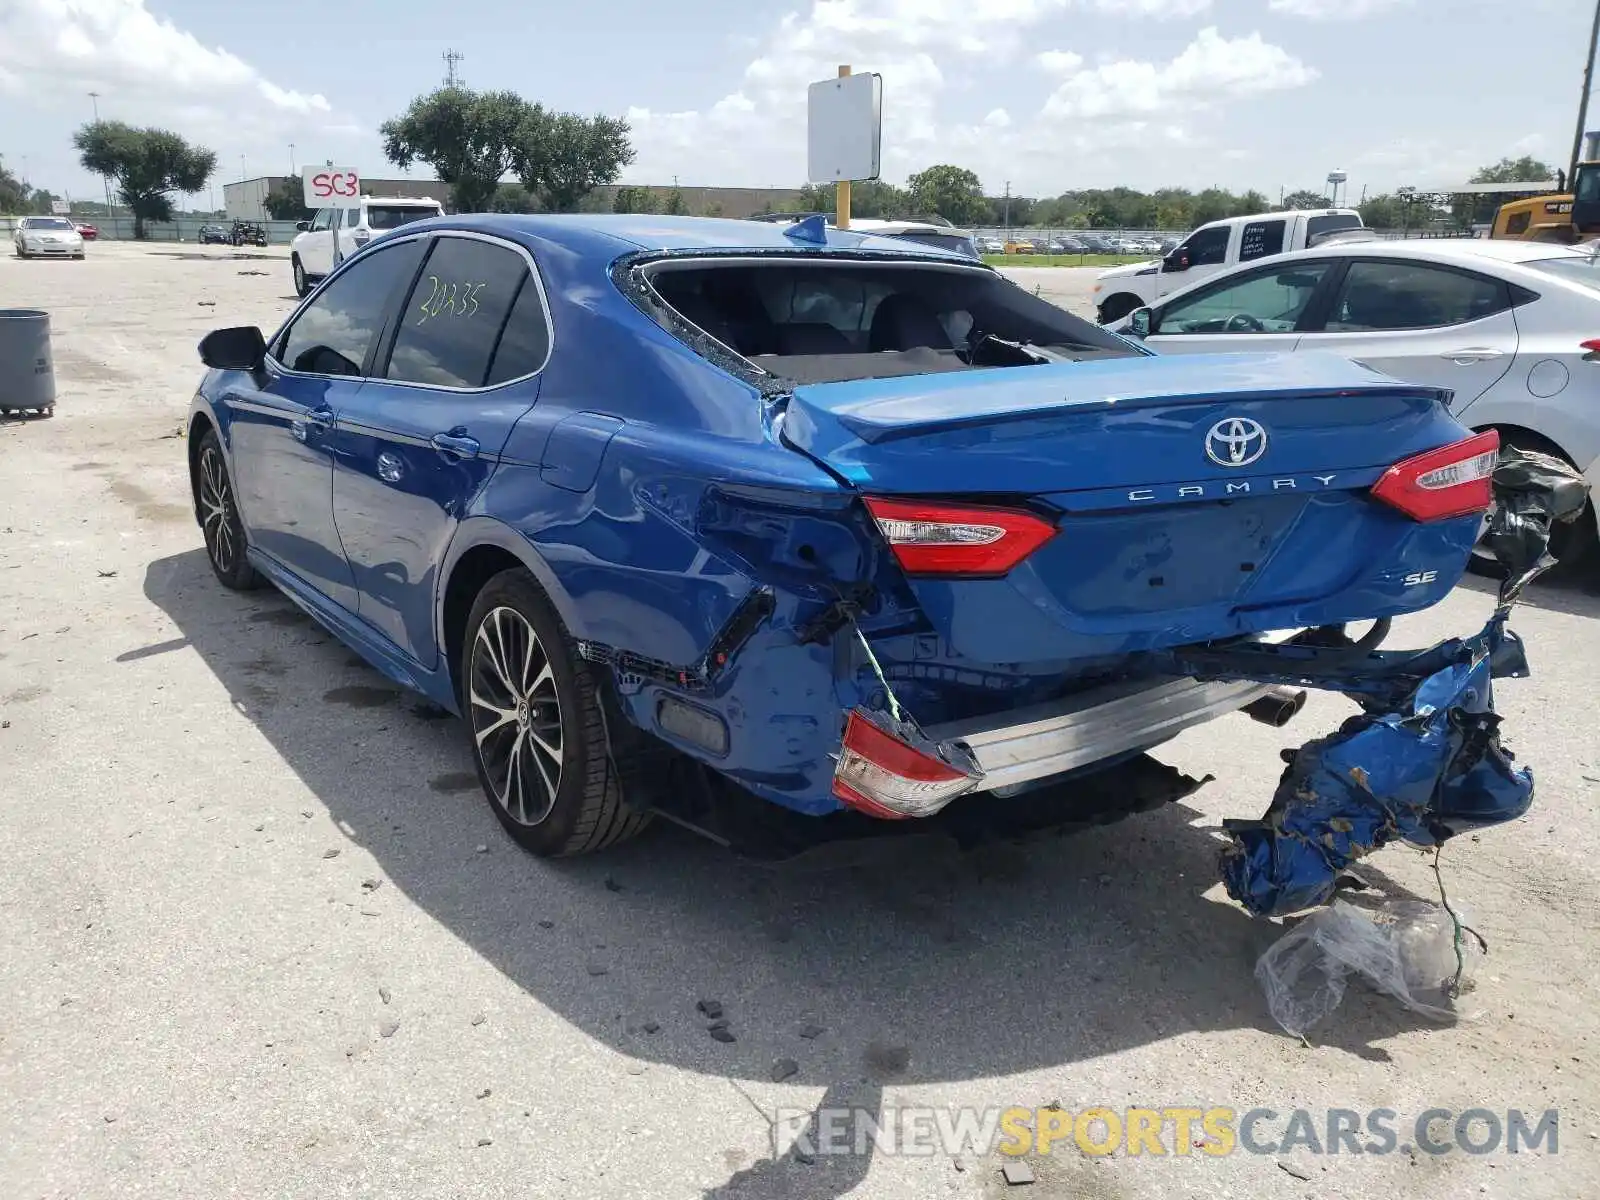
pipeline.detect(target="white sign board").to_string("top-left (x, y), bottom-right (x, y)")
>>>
top-left (51, 200), bottom-right (70, 215)
top-left (302, 165), bottom-right (361, 209)
top-left (807, 73), bottom-right (882, 184)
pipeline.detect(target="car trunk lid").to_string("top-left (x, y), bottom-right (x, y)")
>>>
top-left (780, 351), bottom-right (1484, 664)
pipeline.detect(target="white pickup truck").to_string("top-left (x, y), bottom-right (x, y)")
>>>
top-left (1093, 208), bottom-right (1367, 324)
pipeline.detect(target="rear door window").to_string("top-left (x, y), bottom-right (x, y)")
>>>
top-left (310, 209), bottom-right (333, 232)
top-left (384, 236), bottom-right (531, 388)
top-left (1238, 220), bottom-right (1286, 262)
top-left (276, 239), bottom-right (426, 376)
top-left (1321, 261), bottom-right (1510, 331)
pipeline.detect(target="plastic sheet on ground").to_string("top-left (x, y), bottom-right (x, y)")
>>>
top-left (1256, 898), bottom-right (1483, 1038)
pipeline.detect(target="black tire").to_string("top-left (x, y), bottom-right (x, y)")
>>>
top-left (462, 569), bottom-right (649, 857)
top-left (1467, 433), bottom-right (1596, 581)
top-left (193, 429), bottom-right (263, 590)
top-left (1097, 293), bottom-right (1142, 325)
top-left (292, 255), bottom-right (310, 298)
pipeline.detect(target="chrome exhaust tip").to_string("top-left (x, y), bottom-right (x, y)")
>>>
top-left (1243, 686), bottom-right (1308, 728)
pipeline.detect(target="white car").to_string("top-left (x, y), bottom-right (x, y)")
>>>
top-left (976, 236), bottom-right (1005, 254)
top-left (13, 216), bottom-right (85, 260)
top-left (290, 196), bottom-right (443, 296)
top-left (1109, 237), bottom-right (1600, 570)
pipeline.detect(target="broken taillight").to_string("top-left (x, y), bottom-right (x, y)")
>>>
top-left (1370, 430), bottom-right (1500, 522)
top-left (863, 497), bottom-right (1057, 576)
top-left (831, 710), bottom-right (981, 819)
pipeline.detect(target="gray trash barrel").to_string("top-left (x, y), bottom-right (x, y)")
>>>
top-left (0, 309), bottom-right (55, 416)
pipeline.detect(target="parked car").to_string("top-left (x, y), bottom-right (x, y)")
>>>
top-left (1160, 236), bottom-right (1181, 255)
top-left (1095, 208), bottom-right (1367, 323)
top-left (1079, 234), bottom-right (1114, 253)
top-left (1108, 237), bottom-right (1600, 571)
top-left (198, 224), bottom-right (230, 245)
top-left (230, 221), bottom-right (268, 247)
top-left (975, 235), bottom-right (1005, 253)
top-left (187, 214), bottom-right (1508, 864)
top-left (12, 216), bottom-right (84, 259)
top-left (1003, 237), bottom-right (1040, 254)
top-left (291, 196), bottom-right (445, 296)
top-left (72, 221), bottom-right (99, 241)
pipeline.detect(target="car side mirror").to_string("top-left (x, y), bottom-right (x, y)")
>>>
top-left (199, 326), bottom-right (266, 371)
top-left (1129, 307), bottom-right (1154, 338)
top-left (1163, 250), bottom-right (1189, 272)
top-left (295, 221), bottom-right (311, 232)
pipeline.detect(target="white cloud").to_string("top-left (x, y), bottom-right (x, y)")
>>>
top-left (0, 0), bottom-right (332, 116)
top-left (1268, 0), bottom-right (1410, 18)
top-left (1037, 50), bottom-right (1085, 73)
top-left (983, 108), bottom-right (1012, 128)
top-left (1098, 0), bottom-right (1212, 16)
top-left (1042, 27), bottom-right (1316, 120)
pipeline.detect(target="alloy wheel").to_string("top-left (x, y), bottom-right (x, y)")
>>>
top-left (469, 606), bottom-right (564, 826)
top-left (199, 446), bottom-right (238, 576)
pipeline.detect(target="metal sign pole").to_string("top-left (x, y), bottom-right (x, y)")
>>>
top-left (835, 65), bottom-right (852, 230)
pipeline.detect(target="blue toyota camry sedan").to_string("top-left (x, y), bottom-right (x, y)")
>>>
top-left (187, 213), bottom-right (1516, 883)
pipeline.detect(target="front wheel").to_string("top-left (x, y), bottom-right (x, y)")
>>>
top-left (291, 256), bottom-right (310, 298)
top-left (193, 430), bottom-right (262, 590)
top-left (462, 570), bottom-right (648, 857)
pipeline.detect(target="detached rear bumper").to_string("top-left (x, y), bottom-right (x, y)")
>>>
top-left (925, 676), bottom-right (1275, 794)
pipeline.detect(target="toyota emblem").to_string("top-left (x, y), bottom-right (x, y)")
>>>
top-left (1205, 417), bottom-right (1268, 468)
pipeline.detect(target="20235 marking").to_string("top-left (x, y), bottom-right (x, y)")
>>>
top-left (416, 276), bottom-right (487, 324)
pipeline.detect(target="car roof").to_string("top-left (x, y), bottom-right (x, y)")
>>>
top-left (362, 196), bottom-right (443, 206)
top-left (1289, 236), bottom-right (1591, 267)
top-left (421, 213), bottom-right (979, 262)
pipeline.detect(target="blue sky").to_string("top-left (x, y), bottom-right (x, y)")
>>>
top-left (1, 0), bottom-right (1592, 207)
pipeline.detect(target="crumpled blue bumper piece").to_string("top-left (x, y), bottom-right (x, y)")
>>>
top-left (1220, 613), bottom-right (1532, 918)
top-left (1194, 446), bottom-right (1589, 919)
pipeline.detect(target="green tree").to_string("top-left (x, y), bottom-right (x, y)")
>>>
top-left (0, 161), bottom-right (23, 213)
top-left (27, 187), bottom-right (61, 215)
top-left (382, 87), bottom-right (529, 214)
top-left (1233, 189), bottom-right (1270, 216)
top-left (701, 200), bottom-right (724, 217)
top-left (263, 184), bottom-right (313, 221)
top-left (73, 121), bottom-right (215, 238)
top-left (795, 182), bottom-right (833, 212)
top-left (850, 179), bottom-right (911, 219)
top-left (517, 111), bottom-right (634, 212)
top-left (612, 185), bottom-right (658, 214)
top-left (1473, 156), bottom-right (1556, 185)
top-left (490, 182), bottom-right (539, 213)
top-left (906, 165), bottom-right (988, 225)
top-left (663, 187), bottom-right (687, 215)
top-left (1281, 189), bottom-right (1330, 210)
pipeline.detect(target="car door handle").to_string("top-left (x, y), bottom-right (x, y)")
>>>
top-left (306, 404), bottom-right (335, 428)
top-left (430, 432), bottom-right (480, 460)
top-left (1441, 348), bottom-right (1503, 364)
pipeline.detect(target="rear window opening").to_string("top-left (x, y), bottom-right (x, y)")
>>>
top-left (1305, 214), bottom-right (1364, 246)
top-left (367, 205), bottom-right (440, 230)
top-left (641, 259), bottom-right (1141, 384)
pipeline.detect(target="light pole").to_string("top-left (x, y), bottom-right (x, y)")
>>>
top-left (88, 92), bottom-right (113, 218)
top-left (240, 154), bottom-right (246, 183)
top-left (289, 143), bottom-right (296, 175)
top-left (1569, 0), bottom-right (1600, 187)
top-left (1398, 185), bottom-right (1416, 238)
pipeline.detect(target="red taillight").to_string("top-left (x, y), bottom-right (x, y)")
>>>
top-left (1580, 339), bottom-right (1600, 357)
top-left (831, 710), bottom-right (981, 819)
top-left (1370, 430), bottom-right (1500, 522)
top-left (863, 497), bottom-right (1056, 576)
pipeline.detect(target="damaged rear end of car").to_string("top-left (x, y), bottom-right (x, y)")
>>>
top-left (573, 241), bottom-right (1583, 903)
